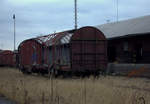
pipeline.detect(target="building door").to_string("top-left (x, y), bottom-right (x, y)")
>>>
top-left (135, 44), bottom-right (142, 63)
top-left (108, 46), bottom-right (116, 62)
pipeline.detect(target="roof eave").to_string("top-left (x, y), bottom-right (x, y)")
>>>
top-left (107, 32), bottom-right (150, 40)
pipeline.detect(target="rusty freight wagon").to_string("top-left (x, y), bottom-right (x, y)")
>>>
top-left (18, 26), bottom-right (107, 76)
top-left (0, 50), bottom-right (16, 67)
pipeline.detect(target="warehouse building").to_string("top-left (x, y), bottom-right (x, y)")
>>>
top-left (97, 15), bottom-right (150, 64)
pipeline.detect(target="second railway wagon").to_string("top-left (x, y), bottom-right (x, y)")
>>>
top-left (18, 26), bottom-right (107, 76)
top-left (0, 50), bottom-right (16, 67)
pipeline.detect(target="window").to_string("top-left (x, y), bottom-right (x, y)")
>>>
top-left (124, 41), bottom-right (128, 51)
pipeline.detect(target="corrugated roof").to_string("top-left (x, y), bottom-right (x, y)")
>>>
top-left (96, 15), bottom-right (150, 39)
top-left (33, 31), bottom-right (73, 47)
top-left (19, 29), bottom-right (75, 48)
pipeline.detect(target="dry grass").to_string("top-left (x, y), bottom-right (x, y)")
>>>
top-left (0, 67), bottom-right (150, 104)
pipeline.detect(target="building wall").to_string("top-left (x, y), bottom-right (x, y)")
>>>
top-left (108, 34), bottom-right (150, 63)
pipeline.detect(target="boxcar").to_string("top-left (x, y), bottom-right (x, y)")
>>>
top-left (18, 26), bottom-right (107, 76)
top-left (0, 50), bottom-right (16, 67)
top-left (0, 51), bottom-right (3, 66)
top-left (18, 38), bottom-right (47, 73)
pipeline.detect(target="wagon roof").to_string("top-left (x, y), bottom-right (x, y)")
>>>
top-left (0, 50), bottom-right (14, 55)
top-left (35, 32), bottom-right (73, 46)
top-left (25, 30), bottom-right (75, 47)
top-left (96, 15), bottom-right (150, 39)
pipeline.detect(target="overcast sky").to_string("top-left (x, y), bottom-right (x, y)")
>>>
top-left (0, 0), bottom-right (150, 50)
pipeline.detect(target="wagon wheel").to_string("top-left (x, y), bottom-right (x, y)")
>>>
top-left (52, 68), bottom-right (59, 78)
top-left (48, 65), bottom-right (59, 78)
top-left (48, 67), bottom-right (52, 78)
top-left (21, 68), bottom-right (26, 74)
top-left (93, 72), bottom-right (99, 79)
top-left (20, 67), bottom-right (28, 74)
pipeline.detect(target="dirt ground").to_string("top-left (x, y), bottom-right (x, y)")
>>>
top-left (0, 67), bottom-right (150, 104)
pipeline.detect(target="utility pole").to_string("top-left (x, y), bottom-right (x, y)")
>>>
top-left (74, 0), bottom-right (77, 30)
top-left (117, 0), bottom-right (119, 22)
top-left (13, 14), bottom-right (16, 51)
